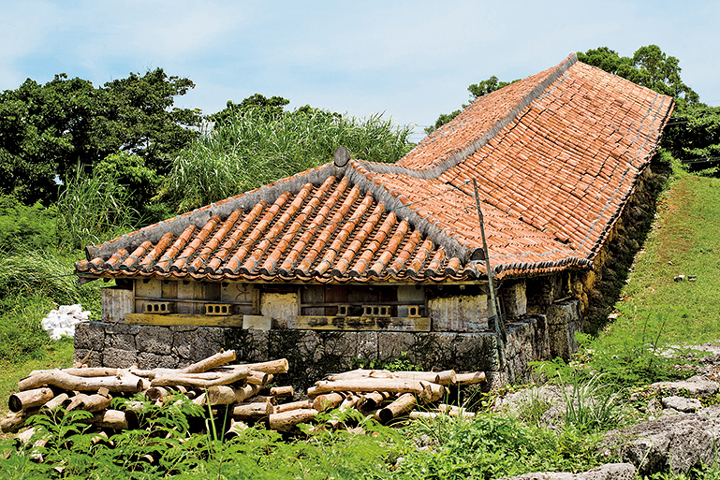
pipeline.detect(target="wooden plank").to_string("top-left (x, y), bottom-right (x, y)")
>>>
top-left (125, 313), bottom-right (244, 327)
top-left (297, 316), bottom-right (430, 332)
top-left (301, 286), bottom-right (325, 316)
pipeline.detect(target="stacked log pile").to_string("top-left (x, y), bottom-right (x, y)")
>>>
top-left (1, 350), bottom-right (292, 435)
top-left (2, 351), bottom-right (487, 437)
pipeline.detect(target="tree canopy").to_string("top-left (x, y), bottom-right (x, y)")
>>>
top-left (0, 69), bottom-right (202, 205)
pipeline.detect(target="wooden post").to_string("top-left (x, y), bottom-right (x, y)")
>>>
top-left (473, 179), bottom-right (506, 366)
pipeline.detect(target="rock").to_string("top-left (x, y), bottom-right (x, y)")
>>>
top-left (661, 396), bottom-right (702, 413)
top-left (500, 463), bottom-right (636, 480)
top-left (604, 414), bottom-right (720, 475)
top-left (649, 375), bottom-right (719, 397)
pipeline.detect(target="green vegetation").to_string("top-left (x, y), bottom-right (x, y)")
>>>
top-left (160, 105), bottom-right (413, 212)
top-left (0, 69), bottom-right (202, 205)
top-left (606, 172), bottom-right (720, 343)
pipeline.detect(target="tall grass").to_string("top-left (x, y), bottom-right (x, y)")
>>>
top-left (56, 167), bottom-right (140, 250)
top-left (159, 109), bottom-right (414, 212)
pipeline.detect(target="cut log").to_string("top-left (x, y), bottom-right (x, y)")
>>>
top-left (340, 393), bottom-right (359, 409)
top-left (229, 358), bottom-right (289, 374)
top-left (9, 387), bottom-right (55, 412)
top-left (326, 369), bottom-right (458, 385)
top-left (455, 372), bottom-right (486, 385)
top-left (437, 404), bottom-right (475, 418)
top-left (145, 387), bottom-right (169, 402)
top-left (234, 384), bottom-right (262, 403)
top-left (231, 402), bottom-right (274, 421)
top-left (66, 394), bottom-right (90, 412)
top-left (245, 371), bottom-right (270, 386)
top-left (193, 393), bottom-right (206, 407)
top-left (268, 408), bottom-right (318, 433)
top-left (409, 411), bottom-right (437, 420)
top-left (312, 392), bottom-right (344, 412)
top-left (376, 393), bottom-right (416, 423)
top-left (150, 368), bottom-right (249, 388)
top-left (265, 386), bottom-right (293, 397)
top-left (89, 410), bottom-right (129, 430)
top-left (357, 391), bottom-right (391, 411)
top-left (81, 394), bottom-right (113, 413)
top-left (18, 371), bottom-right (144, 393)
top-left (312, 378), bottom-right (428, 396)
top-left (1, 408), bottom-right (39, 433)
top-left (226, 419), bottom-right (249, 439)
top-left (251, 395), bottom-right (277, 405)
top-left (181, 350), bottom-right (237, 374)
top-left (274, 400), bottom-right (312, 414)
top-left (41, 393), bottom-right (70, 412)
top-left (207, 386), bottom-right (237, 406)
top-left (419, 382), bottom-right (445, 403)
top-left (29, 367), bottom-right (121, 377)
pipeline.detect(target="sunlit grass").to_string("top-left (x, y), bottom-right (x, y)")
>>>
top-left (598, 172), bottom-right (720, 346)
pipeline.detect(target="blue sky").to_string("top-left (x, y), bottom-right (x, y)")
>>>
top-left (2, 0), bottom-right (718, 142)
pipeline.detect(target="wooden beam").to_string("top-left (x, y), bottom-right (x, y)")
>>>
top-left (125, 313), bottom-right (244, 327)
top-left (296, 316), bottom-right (430, 332)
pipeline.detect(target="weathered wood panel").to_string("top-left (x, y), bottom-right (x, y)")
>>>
top-left (261, 292), bottom-right (298, 329)
top-left (101, 287), bottom-right (133, 323)
top-left (125, 313), bottom-right (243, 327)
top-left (429, 294), bottom-right (489, 332)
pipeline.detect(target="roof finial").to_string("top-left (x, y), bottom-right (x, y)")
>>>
top-left (333, 146), bottom-right (350, 168)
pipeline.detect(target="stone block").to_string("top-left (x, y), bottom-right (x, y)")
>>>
top-left (73, 348), bottom-right (103, 368)
top-left (136, 326), bottom-right (173, 355)
top-left (378, 332), bottom-right (415, 361)
top-left (74, 322), bottom-right (106, 350)
top-left (225, 328), bottom-right (268, 363)
top-left (107, 333), bottom-right (136, 351)
top-left (454, 333), bottom-right (500, 372)
top-left (137, 352), bottom-right (179, 370)
top-left (103, 348), bottom-right (137, 368)
top-left (103, 323), bottom-right (140, 335)
top-left (356, 332), bottom-right (378, 359)
top-left (172, 327), bottom-right (225, 362)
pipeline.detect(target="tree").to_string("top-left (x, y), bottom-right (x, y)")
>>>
top-left (0, 69), bottom-right (202, 205)
top-left (425, 76), bottom-right (518, 134)
top-left (578, 45), bottom-right (699, 107)
top-left (209, 94), bottom-right (290, 126)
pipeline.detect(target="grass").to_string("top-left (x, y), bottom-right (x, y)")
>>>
top-left (0, 338), bottom-right (73, 425)
top-left (596, 171), bottom-right (720, 346)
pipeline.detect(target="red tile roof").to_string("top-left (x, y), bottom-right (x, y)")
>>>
top-left (76, 54), bottom-right (673, 284)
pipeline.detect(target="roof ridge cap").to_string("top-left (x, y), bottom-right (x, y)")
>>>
top-left (358, 53), bottom-right (578, 180)
top-left (87, 162), bottom-right (341, 261)
top-left (345, 161), bottom-right (470, 262)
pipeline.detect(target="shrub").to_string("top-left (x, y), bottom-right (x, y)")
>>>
top-left (0, 195), bottom-right (58, 254)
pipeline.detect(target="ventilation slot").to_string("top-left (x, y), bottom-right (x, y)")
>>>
top-left (205, 304), bottom-right (232, 316)
top-left (145, 302), bottom-right (174, 314)
top-left (362, 305), bottom-right (391, 317)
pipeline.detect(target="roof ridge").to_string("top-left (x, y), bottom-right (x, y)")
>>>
top-left (357, 53), bottom-right (578, 180)
top-left (344, 160), bottom-right (474, 263)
